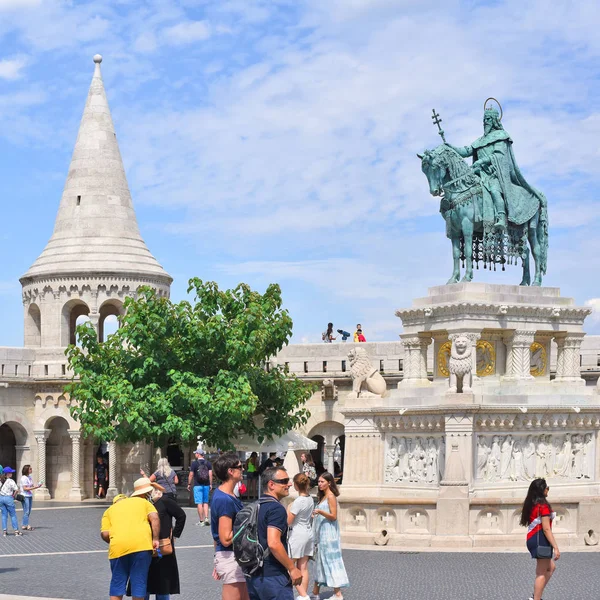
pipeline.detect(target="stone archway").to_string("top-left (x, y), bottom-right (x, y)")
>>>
top-left (24, 303), bottom-right (41, 347)
top-left (61, 300), bottom-right (91, 346)
top-left (0, 421), bottom-right (29, 476)
top-left (98, 300), bottom-right (124, 343)
top-left (45, 416), bottom-right (72, 499)
top-left (309, 421), bottom-right (345, 478)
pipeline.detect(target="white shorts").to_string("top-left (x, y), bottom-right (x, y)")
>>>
top-left (214, 551), bottom-right (247, 585)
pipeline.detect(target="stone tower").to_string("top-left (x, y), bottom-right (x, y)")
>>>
top-left (17, 56), bottom-right (171, 501)
top-left (20, 55), bottom-right (172, 359)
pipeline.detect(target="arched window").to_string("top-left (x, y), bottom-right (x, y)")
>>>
top-left (24, 303), bottom-right (41, 346)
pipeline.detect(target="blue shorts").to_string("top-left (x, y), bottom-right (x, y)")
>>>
top-left (109, 550), bottom-right (152, 597)
top-left (247, 573), bottom-right (293, 600)
top-left (194, 485), bottom-right (210, 504)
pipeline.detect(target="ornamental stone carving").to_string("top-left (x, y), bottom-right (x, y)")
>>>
top-left (347, 347), bottom-right (387, 398)
top-left (475, 432), bottom-right (594, 482)
top-left (385, 435), bottom-right (445, 484)
top-left (448, 335), bottom-right (473, 393)
top-left (321, 379), bottom-right (338, 402)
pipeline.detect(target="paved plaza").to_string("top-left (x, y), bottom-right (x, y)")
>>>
top-left (0, 504), bottom-right (597, 600)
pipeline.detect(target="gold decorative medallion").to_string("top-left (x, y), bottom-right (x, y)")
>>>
top-left (437, 341), bottom-right (452, 376)
top-left (476, 340), bottom-right (495, 377)
top-left (530, 342), bottom-right (547, 377)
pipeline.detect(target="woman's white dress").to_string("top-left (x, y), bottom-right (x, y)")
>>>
top-left (288, 495), bottom-right (314, 559)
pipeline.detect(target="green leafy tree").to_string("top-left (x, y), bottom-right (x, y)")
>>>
top-left (66, 278), bottom-right (312, 448)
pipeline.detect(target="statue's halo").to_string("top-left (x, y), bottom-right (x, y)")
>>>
top-left (484, 97), bottom-right (503, 121)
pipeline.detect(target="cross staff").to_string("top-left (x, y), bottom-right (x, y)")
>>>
top-left (431, 109), bottom-right (446, 143)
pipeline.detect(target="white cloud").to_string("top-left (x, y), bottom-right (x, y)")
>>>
top-left (162, 20), bottom-right (211, 45)
top-left (585, 299), bottom-right (600, 324)
top-left (0, 56), bottom-right (27, 79)
top-left (0, 0), bottom-right (40, 11)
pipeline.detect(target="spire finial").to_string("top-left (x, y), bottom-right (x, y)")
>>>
top-left (93, 54), bottom-right (103, 64)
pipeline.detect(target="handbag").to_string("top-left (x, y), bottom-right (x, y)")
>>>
top-left (536, 506), bottom-right (553, 559)
top-left (15, 493), bottom-right (25, 503)
top-left (159, 533), bottom-right (173, 556)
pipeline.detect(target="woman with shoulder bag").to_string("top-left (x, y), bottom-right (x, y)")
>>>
top-left (128, 485), bottom-right (186, 600)
top-left (520, 478), bottom-right (560, 600)
top-left (141, 458), bottom-right (179, 500)
top-left (0, 467), bottom-right (22, 536)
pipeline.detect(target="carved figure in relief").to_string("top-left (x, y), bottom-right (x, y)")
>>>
top-left (500, 434), bottom-right (514, 479)
top-left (523, 435), bottom-right (536, 478)
top-left (385, 438), bottom-right (399, 481)
top-left (488, 436), bottom-right (501, 481)
top-left (448, 335), bottom-right (473, 393)
top-left (438, 436), bottom-right (445, 481)
top-left (557, 433), bottom-right (572, 478)
top-left (426, 437), bottom-right (438, 483)
top-left (583, 433), bottom-right (593, 479)
top-left (347, 347), bottom-right (387, 398)
top-left (477, 437), bottom-right (490, 479)
top-left (397, 437), bottom-right (410, 481)
top-left (512, 440), bottom-right (526, 481)
top-left (572, 434), bottom-right (584, 479)
top-left (535, 436), bottom-right (548, 478)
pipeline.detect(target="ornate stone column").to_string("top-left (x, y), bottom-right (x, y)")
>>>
top-left (400, 334), bottom-right (432, 385)
top-left (106, 440), bottom-right (118, 500)
top-left (68, 430), bottom-right (85, 501)
top-left (33, 429), bottom-right (51, 500)
top-left (503, 330), bottom-right (535, 380)
top-left (553, 333), bottom-right (586, 385)
top-left (325, 443), bottom-right (336, 475)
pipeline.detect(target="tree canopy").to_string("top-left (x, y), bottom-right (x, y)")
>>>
top-left (66, 278), bottom-right (312, 448)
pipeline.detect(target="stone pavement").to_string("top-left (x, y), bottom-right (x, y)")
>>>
top-left (0, 504), bottom-right (599, 600)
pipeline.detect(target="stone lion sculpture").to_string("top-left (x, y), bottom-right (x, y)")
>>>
top-left (348, 347), bottom-right (387, 398)
top-left (448, 335), bottom-right (473, 393)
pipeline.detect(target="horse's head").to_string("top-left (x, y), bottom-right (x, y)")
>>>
top-left (418, 147), bottom-right (446, 197)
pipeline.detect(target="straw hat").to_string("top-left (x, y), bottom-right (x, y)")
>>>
top-left (130, 477), bottom-right (165, 497)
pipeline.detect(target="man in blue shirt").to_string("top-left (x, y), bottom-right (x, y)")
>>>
top-left (187, 448), bottom-right (212, 526)
top-left (248, 467), bottom-right (302, 600)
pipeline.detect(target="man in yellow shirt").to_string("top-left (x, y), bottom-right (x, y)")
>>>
top-left (101, 477), bottom-right (161, 600)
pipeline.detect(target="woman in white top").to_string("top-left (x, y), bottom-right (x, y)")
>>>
top-left (19, 464), bottom-right (41, 530)
top-left (0, 467), bottom-right (22, 536)
top-left (287, 473), bottom-right (314, 600)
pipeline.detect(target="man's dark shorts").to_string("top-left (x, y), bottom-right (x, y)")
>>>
top-left (247, 573), bottom-right (293, 600)
top-left (109, 550), bottom-right (152, 597)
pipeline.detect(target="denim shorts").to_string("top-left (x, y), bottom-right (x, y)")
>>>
top-left (193, 485), bottom-right (210, 504)
top-left (109, 550), bottom-right (152, 597)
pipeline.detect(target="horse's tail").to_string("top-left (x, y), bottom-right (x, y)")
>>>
top-left (537, 192), bottom-right (549, 275)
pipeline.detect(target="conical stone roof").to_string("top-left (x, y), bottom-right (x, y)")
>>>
top-left (21, 55), bottom-right (171, 284)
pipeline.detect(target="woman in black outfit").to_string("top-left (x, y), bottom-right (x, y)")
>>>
top-left (129, 489), bottom-right (186, 600)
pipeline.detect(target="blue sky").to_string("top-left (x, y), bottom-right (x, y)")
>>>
top-left (1, 0), bottom-right (600, 347)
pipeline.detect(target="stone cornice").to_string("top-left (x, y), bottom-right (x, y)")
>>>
top-left (396, 303), bottom-right (591, 326)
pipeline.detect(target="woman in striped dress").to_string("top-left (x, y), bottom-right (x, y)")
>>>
top-left (310, 472), bottom-right (349, 600)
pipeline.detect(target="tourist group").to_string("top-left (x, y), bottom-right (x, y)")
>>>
top-left (99, 449), bottom-right (349, 600)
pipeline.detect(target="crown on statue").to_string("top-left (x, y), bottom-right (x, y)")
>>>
top-left (483, 97), bottom-right (503, 121)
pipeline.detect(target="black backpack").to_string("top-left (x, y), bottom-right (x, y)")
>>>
top-left (232, 497), bottom-right (277, 576)
top-left (195, 460), bottom-right (210, 484)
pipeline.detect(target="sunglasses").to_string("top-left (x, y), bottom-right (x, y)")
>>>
top-left (231, 464), bottom-right (243, 470)
top-left (271, 477), bottom-right (290, 485)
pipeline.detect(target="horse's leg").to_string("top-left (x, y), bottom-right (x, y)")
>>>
top-left (528, 214), bottom-right (542, 286)
top-left (447, 234), bottom-right (461, 284)
top-left (461, 214), bottom-right (474, 282)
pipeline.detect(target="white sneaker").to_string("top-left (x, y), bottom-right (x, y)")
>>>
top-left (204, 518), bottom-right (210, 526)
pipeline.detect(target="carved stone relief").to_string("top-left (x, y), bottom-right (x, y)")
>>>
top-left (475, 432), bottom-right (594, 482)
top-left (385, 435), bottom-right (445, 484)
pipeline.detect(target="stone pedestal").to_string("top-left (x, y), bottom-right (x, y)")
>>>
top-left (338, 283), bottom-right (600, 548)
